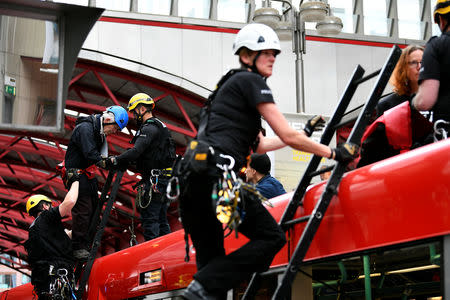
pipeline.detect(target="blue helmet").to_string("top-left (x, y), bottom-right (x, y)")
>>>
top-left (106, 106), bottom-right (128, 130)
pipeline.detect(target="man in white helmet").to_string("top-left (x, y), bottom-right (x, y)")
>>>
top-left (179, 23), bottom-right (358, 300)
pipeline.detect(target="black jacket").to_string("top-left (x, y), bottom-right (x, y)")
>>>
top-left (116, 117), bottom-right (175, 179)
top-left (65, 114), bottom-right (104, 170)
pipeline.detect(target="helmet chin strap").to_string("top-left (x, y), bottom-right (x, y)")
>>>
top-left (135, 108), bottom-right (150, 127)
top-left (240, 51), bottom-right (264, 78)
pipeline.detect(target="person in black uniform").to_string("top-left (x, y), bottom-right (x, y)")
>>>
top-left (25, 179), bottom-right (79, 300)
top-left (413, 0), bottom-right (450, 127)
top-left (376, 44), bottom-right (424, 117)
top-left (179, 23), bottom-right (359, 300)
top-left (64, 105), bottom-right (128, 260)
top-left (110, 93), bottom-right (175, 241)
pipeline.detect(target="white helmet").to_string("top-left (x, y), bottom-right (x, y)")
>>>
top-left (233, 23), bottom-right (281, 55)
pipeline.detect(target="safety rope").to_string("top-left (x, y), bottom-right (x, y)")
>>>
top-left (136, 184), bottom-right (152, 209)
top-left (129, 200), bottom-right (138, 246)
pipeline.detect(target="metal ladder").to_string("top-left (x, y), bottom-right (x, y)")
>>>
top-left (75, 169), bottom-right (124, 299)
top-left (242, 45), bottom-right (401, 300)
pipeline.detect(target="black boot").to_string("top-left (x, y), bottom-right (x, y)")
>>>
top-left (183, 280), bottom-right (222, 300)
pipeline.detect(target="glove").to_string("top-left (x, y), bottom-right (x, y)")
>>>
top-left (331, 143), bottom-right (359, 162)
top-left (96, 157), bottom-right (115, 170)
top-left (65, 168), bottom-right (81, 189)
top-left (304, 115), bottom-right (325, 137)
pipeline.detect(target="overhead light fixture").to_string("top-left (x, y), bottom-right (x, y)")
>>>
top-left (299, 1), bottom-right (327, 23)
top-left (252, 7), bottom-right (281, 29)
top-left (275, 21), bottom-right (293, 41)
top-left (316, 15), bottom-right (343, 35)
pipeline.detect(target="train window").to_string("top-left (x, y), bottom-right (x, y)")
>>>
top-left (310, 241), bottom-right (442, 298)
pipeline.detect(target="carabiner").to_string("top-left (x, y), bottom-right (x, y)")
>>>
top-left (216, 154), bottom-right (235, 170)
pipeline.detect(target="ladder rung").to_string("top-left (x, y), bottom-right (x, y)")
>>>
top-left (282, 215), bottom-right (311, 228)
top-left (354, 69), bottom-right (381, 85)
top-left (309, 165), bottom-right (335, 177)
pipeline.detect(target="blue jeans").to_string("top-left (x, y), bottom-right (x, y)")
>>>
top-left (138, 187), bottom-right (171, 241)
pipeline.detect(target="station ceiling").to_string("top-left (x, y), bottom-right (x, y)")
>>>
top-left (0, 58), bottom-right (205, 273)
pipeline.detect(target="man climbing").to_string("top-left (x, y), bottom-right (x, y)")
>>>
top-left (64, 105), bottom-right (128, 260)
top-left (25, 177), bottom-right (80, 299)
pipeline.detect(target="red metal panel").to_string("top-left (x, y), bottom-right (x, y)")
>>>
top-left (81, 139), bottom-right (450, 300)
top-left (301, 138), bottom-right (450, 260)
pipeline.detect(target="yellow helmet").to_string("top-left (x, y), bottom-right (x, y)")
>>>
top-left (434, 0), bottom-right (450, 23)
top-left (26, 194), bottom-right (52, 216)
top-left (127, 93), bottom-right (155, 111)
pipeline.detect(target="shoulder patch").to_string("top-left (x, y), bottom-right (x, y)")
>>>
top-left (261, 89), bottom-right (272, 95)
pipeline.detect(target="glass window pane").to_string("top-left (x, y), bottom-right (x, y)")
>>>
top-left (96, 0), bottom-right (130, 12)
top-left (218, 0), bottom-right (248, 23)
top-left (138, 0), bottom-right (171, 15)
top-left (1, 16), bottom-right (60, 128)
top-left (21, 275), bottom-right (31, 285)
top-left (329, 0), bottom-right (354, 33)
top-left (397, 0), bottom-right (419, 20)
top-left (397, 0), bottom-right (421, 39)
top-left (430, 0), bottom-right (441, 36)
top-left (363, 0), bottom-right (388, 36)
top-left (52, 0), bottom-right (89, 5)
top-left (255, 0), bottom-right (282, 13)
top-left (179, 0), bottom-right (210, 19)
top-left (398, 20), bottom-right (421, 39)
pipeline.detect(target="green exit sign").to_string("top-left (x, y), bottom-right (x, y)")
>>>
top-left (4, 85), bottom-right (15, 96)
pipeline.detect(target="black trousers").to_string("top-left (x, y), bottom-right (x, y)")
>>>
top-left (138, 191), bottom-right (171, 241)
top-left (71, 175), bottom-right (99, 251)
top-left (179, 171), bottom-right (286, 295)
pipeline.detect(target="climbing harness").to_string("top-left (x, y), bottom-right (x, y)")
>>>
top-left (47, 266), bottom-right (76, 300)
top-left (212, 154), bottom-right (272, 238)
top-left (150, 168), bottom-right (172, 193)
top-left (213, 155), bottom-right (241, 237)
top-left (433, 119), bottom-right (449, 142)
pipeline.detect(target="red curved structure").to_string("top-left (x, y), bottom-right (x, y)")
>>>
top-left (0, 59), bottom-right (205, 272)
